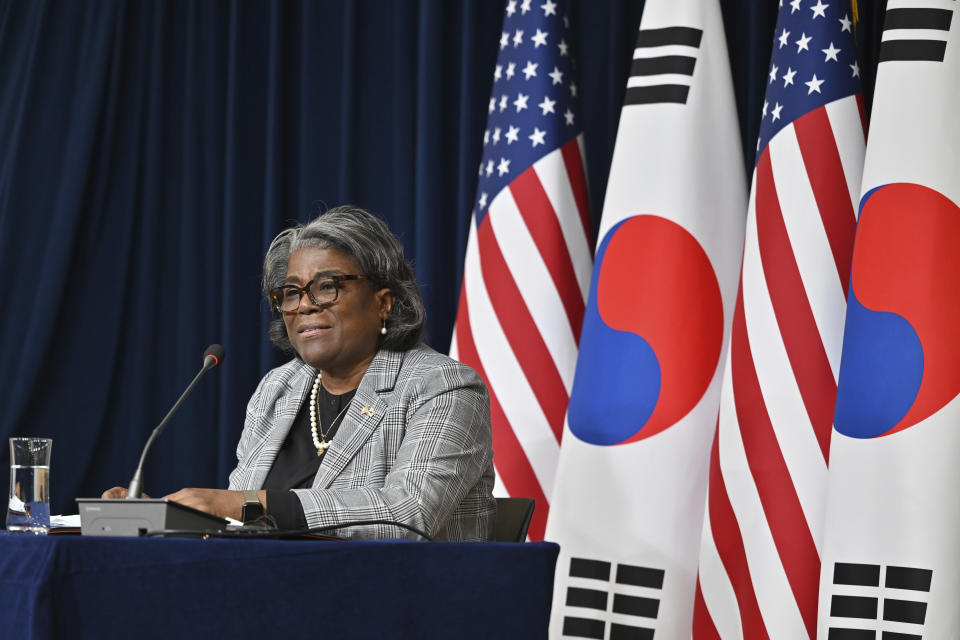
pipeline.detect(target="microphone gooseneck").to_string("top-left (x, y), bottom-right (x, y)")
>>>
top-left (126, 344), bottom-right (225, 499)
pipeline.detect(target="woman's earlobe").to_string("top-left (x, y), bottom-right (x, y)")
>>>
top-left (378, 289), bottom-right (395, 316)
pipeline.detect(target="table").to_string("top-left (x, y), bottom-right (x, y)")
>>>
top-left (0, 534), bottom-right (559, 639)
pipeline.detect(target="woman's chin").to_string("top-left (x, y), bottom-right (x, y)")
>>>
top-left (294, 342), bottom-right (333, 369)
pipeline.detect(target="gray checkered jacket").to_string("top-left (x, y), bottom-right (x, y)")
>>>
top-left (228, 343), bottom-right (496, 541)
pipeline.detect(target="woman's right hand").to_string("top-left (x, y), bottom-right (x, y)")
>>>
top-left (101, 486), bottom-right (127, 499)
top-left (101, 486), bottom-right (150, 499)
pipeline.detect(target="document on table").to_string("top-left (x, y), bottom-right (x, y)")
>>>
top-left (51, 513), bottom-right (241, 528)
top-left (51, 514), bottom-right (81, 527)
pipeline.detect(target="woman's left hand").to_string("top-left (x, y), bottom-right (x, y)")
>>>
top-left (163, 488), bottom-right (248, 521)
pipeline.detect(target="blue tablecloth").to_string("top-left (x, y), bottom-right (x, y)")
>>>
top-left (0, 534), bottom-right (558, 639)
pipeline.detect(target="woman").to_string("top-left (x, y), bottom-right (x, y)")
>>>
top-left (106, 206), bottom-right (496, 540)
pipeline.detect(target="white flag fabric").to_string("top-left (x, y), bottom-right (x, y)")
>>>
top-left (545, 0), bottom-right (745, 637)
top-left (818, 2), bottom-right (960, 638)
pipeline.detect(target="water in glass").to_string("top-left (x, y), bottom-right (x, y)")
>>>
top-left (7, 465), bottom-right (50, 533)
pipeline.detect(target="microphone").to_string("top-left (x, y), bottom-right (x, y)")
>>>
top-left (126, 344), bottom-right (225, 499)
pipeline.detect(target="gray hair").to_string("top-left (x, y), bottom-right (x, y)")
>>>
top-left (262, 205), bottom-right (426, 353)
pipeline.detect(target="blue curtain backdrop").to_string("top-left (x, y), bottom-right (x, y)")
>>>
top-left (0, 0), bottom-right (885, 514)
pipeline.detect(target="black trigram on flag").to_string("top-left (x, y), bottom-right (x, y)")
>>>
top-left (562, 557), bottom-right (663, 639)
top-left (624, 26), bottom-right (703, 106)
top-left (879, 5), bottom-right (955, 63)
top-left (827, 562), bottom-right (933, 640)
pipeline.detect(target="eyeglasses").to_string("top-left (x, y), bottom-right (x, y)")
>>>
top-left (269, 274), bottom-right (370, 314)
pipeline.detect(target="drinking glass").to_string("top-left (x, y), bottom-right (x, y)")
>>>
top-left (6, 437), bottom-right (52, 534)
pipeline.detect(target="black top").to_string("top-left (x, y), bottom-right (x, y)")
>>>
top-left (261, 382), bottom-right (356, 529)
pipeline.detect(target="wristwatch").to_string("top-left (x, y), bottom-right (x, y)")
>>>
top-left (241, 490), bottom-right (264, 522)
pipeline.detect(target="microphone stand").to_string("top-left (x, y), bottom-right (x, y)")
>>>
top-left (127, 355), bottom-right (218, 498)
top-left (75, 346), bottom-right (227, 537)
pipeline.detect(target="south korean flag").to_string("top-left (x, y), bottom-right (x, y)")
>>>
top-left (818, 2), bottom-right (960, 638)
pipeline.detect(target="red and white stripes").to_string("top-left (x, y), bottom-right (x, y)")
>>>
top-left (694, 94), bottom-right (865, 638)
top-left (451, 137), bottom-right (591, 540)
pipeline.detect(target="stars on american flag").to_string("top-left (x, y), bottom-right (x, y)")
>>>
top-left (810, 0), bottom-right (828, 19)
top-left (504, 0), bottom-right (555, 19)
top-left (779, 28), bottom-right (791, 48)
top-left (755, 0), bottom-right (862, 157)
top-left (822, 42), bottom-right (840, 61)
top-left (805, 74), bottom-right (824, 94)
top-left (538, 96), bottom-right (556, 115)
top-left (474, 1), bottom-right (581, 213)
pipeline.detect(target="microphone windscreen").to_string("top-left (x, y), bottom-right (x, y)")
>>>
top-left (203, 344), bottom-right (225, 367)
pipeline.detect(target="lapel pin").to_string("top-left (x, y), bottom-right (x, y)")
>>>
top-left (361, 405), bottom-right (375, 416)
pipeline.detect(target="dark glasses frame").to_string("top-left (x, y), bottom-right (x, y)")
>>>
top-left (269, 274), bottom-right (370, 314)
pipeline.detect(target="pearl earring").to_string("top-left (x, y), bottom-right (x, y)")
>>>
top-left (380, 319), bottom-right (388, 335)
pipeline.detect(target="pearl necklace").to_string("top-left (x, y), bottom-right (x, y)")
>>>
top-left (309, 373), bottom-right (352, 457)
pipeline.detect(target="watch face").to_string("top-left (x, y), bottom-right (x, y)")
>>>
top-left (241, 501), bottom-right (264, 523)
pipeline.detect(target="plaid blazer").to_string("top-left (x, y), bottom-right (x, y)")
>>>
top-left (228, 343), bottom-right (496, 541)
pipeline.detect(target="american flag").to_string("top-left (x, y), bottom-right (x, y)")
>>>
top-left (450, 0), bottom-right (591, 541)
top-left (694, 1), bottom-right (865, 637)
